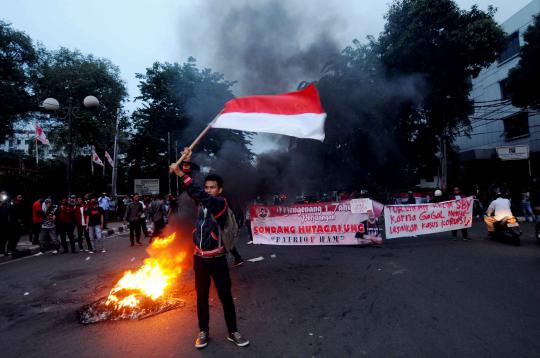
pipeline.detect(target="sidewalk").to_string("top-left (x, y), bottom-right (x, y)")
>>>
top-left (12, 221), bottom-right (129, 258)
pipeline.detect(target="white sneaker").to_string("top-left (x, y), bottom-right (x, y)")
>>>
top-left (34, 252), bottom-right (44, 256)
top-left (101, 250), bottom-right (107, 253)
top-left (52, 250), bottom-right (58, 255)
top-left (88, 251), bottom-right (94, 254)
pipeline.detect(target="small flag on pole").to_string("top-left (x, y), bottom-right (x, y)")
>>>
top-left (35, 123), bottom-right (50, 145)
top-left (92, 147), bottom-right (104, 166)
top-left (211, 83), bottom-right (327, 141)
top-left (104, 151), bottom-right (114, 167)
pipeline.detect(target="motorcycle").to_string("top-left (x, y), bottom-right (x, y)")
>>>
top-left (490, 216), bottom-right (521, 246)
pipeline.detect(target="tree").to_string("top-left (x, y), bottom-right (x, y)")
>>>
top-left (128, 58), bottom-right (252, 194)
top-left (0, 21), bottom-right (38, 137)
top-left (377, 0), bottom-right (505, 178)
top-left (31, 48), bottom-right (128, 194)
top-left (506, 13), bottom-right (540, 110)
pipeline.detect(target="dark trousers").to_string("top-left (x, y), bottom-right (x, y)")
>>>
top-left (452, 228), bottom-right (468, 239)
top-left (129, 221), bottom-right (142, 244)
top-left (140, 218), bottom-right (149, 237)
top-left (194, 255), bottom-right (237, 333)
top-left (31, 223), bottom-right (42, 245)
top-left (151, 219), bottom-right (165, 238)
top-left (0, 224), bottom-right (11, 254)
top-left (229, 247), bottom-right (243, 262)
top-left (246, 219), bottom-right (253, 241)
top-left (57, 221), bottom-right (76, 252)
top-left (8, 224), bottom-right (23, 252)
top-left (77, 225), bottom-right (93, 251)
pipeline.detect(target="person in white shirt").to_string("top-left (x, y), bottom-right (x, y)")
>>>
top-left (484, 193), bottom-right (513, 233)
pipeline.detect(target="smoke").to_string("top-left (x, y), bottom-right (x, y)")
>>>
top-left (179, 0), bottom-right (343, 96)
top-left (174, 0), bottom-right (426, 200)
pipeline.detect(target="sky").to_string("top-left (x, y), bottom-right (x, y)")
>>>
top-left (2, 0), bottom-right (535, 152)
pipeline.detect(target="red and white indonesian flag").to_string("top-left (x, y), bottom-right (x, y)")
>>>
top-left (34, 123), bottom-right (50, 145)
top-left (92, 147), bottom-right (104, 166)
top-left (212, 83), bottom-right (326, 141)
top-left (104, 151), bottom-right (114, 167)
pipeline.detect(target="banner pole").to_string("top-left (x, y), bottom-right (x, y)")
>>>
top-left (169, 113), bottom-right (220, 172)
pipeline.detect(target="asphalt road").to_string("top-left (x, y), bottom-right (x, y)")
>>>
top-left (1, 222), bottom-right (540, 358)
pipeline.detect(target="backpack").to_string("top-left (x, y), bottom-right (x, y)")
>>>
top-left (215, 207), bottom-right (239, 251)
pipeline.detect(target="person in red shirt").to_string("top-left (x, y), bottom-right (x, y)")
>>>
top-left (57, 197), bottom-right (77, 253)
top-left (31, 197), bottom-right (44, 245)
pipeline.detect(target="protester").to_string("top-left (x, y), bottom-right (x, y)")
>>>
top-left (521, 190), bottom-right (536, 222)
top-left (57, 197), bottom-right (78, 253)
top-left (9, 194), bottom-right (26, 255)
top-left (31, 196), bottom-right (44, 245)
top-left (124, 194), bottom-right (144, 246)
top-left (172, 147), bottom-right (249, 349)
top-left (98, 192), bottom-right (111, 228)
top-left (85, 198), bottom-right (105, 253)
top-left (75, 197), bottom-right (93, 252)
top-left (0, 191), bottom-right (12, 256)
top-left (406, 191), bottom-right (416, 204)
top-left (430, 189), bottom-right (444, 203)
top-left (450, 186), bottom-right (469, 241)
top-left (140, 197), bottom-right (150, 239)
top-left (38, 198), bottom-right (60, 254)
top-left (148, 195), bottom-right (167, 241)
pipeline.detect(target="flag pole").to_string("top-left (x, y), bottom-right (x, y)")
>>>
top-left (91, 146), bottom-right (94, 176)
top-left (169, 113), bottom-right (220, 172)
top-left (35, 137), bottom-right (38, 166)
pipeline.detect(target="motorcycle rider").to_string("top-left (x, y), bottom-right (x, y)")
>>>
top-left (484, 192), bottom-right (513, 236)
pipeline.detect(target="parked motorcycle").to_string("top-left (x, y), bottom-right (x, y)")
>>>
top-left (490, 216), bottom-right (521, 246)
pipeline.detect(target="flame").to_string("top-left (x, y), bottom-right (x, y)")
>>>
top-left (105, 232), bottom-right (186, 310)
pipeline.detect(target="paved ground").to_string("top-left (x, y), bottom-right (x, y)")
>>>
top-left (1, 221), bottom-right (539, 357)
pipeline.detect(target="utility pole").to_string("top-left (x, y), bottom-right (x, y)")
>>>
top-left (111, 108), bottom-right (120, 196)
top-left (175, 140), bottom-right (179, 197)
top-left (167, 131), bottom-right (171, 194)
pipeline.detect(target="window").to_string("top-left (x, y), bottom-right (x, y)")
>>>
top-left (503, 111), bottom-right (529, 140)
top-left (497, 31), bottom-right (520, 63)
top-left (16, 139), bottom-right (21, 145)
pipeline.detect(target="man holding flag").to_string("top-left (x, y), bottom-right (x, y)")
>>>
top-left (169, 84), bottom-right (326, 349)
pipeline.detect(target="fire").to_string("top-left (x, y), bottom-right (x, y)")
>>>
top-left (105, 232), bottom-right (186, 310)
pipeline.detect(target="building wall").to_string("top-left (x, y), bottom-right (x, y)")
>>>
top-left (455, 0), bottom-right (540, 155)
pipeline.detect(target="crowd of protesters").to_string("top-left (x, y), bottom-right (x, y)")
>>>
top-left (0, 190), bottom-right (185, 259)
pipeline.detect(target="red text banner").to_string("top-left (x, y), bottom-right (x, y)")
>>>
top-left (384, 197), bottom-right (474, 239)
top-left (250, 200), bottom-right (381, 245)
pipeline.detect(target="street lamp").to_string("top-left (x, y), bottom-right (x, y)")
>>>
top-left (42, 95), bottom-right (100, 194)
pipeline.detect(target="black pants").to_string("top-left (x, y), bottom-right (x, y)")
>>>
top-left (129, 221), bottom-right (142, 244)
top-left (141, 219), bottom-right (149, 237)
top-left (452, 228), bottom-right (468, 239)
top-left (57, 221), bottom-right (76, 252)
top-left (151, 219), bottom-right (165, 238)
top-left (246, 219), bottom-right (253, 241)
top-left (194, 255), bottom-right (237, 333)
top-left (31, 223), bottom-right (42, 245)
top-left (77, 225), bottom-right (93, 251)
top-left (229, 247), bottom-right (243, 262)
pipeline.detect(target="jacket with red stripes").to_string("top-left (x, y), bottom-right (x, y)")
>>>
top-left (180, 162), bottom-right (228, 253)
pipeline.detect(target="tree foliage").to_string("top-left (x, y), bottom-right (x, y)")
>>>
top-left (507, 13), bottom-right (540, 110)
top-left (33, 48), bottom-right (127, 152)
top-left (128, 58), bottom-right (252, 193)
top-left (0, 21), bottom-right (38, 137)
top-left (377, 0), bottom-right (505, 177)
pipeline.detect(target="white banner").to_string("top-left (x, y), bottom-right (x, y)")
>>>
top-left (134, 179), bottom-right (160, 195)
top-left (250, 200), bottom-right (383, 245)
top-left (384, 197), bottom-right (474, 239)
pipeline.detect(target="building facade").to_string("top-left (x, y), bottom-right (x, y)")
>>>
top-left (454, 0), bottom-right (540, 193)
